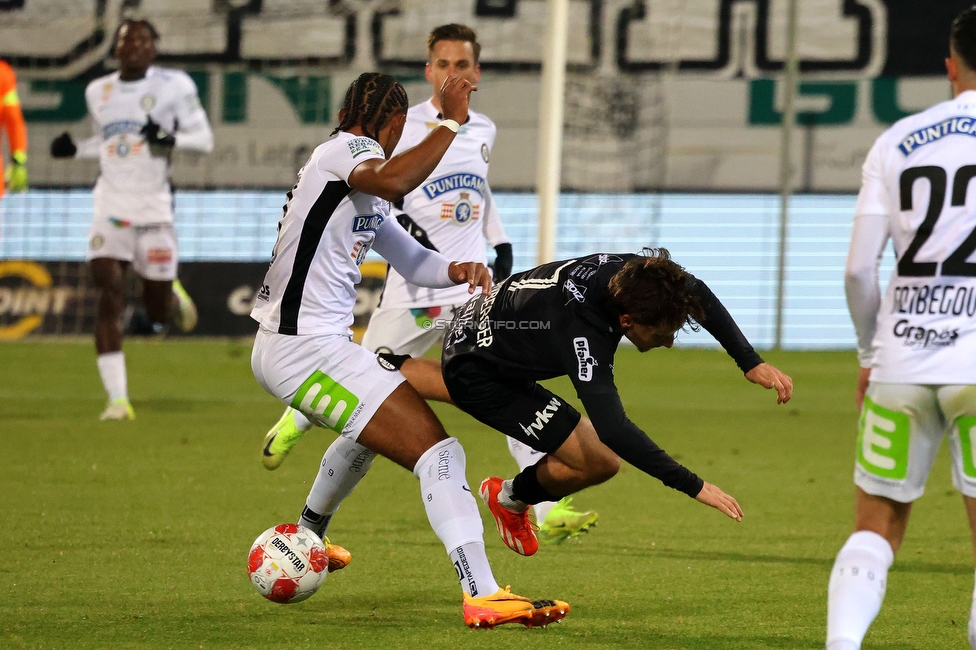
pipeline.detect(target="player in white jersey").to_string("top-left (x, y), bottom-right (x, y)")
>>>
top-left (250, 71), bottom-right (568, 629)
top-left (260, 24), bottom-right (599, 542)
top-left (827, 7), bottom-right (976, 649)
top-left (50, 19), bottom-right (213, 421)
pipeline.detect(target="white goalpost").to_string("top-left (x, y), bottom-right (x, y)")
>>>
top-left (535, 0), bottom-right (570, 265)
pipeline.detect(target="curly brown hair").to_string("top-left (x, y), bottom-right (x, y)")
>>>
top-left (606, 249), bottom-right (705, 331)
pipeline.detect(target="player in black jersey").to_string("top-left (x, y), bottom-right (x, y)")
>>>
top-left (399, 248), bottom-right (790, 556)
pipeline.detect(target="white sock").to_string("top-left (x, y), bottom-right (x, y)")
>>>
top-left (506, 437), bottom-right (552, 521)
top-left (827, 531), bottom-right (894, 650)
top-left (298, 436), bottom-right (376, 539)
top-left (969, 569), bottom-right (976, 650)
top-left (292, 409), bottom-right (314, 432)
top-left (498, 478), bottom-right (529, 513)
top-left (449, 542), bottom-right (498, 598)
top-left (96, 351), bottom-right (128, 402)
top-left (414, 437), bottom-right (499, 597)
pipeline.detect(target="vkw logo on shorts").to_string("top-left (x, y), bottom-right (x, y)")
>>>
top-left (290, 371), bottom-right (360, 433)
top-left (519, 397), bottom-right (561, 439)
top-left (573, 337), bottom-right (597, 382)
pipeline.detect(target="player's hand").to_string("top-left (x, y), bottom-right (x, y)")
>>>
top-left (448, 261), bottom-right (492, 295)
top-left (141, 116), bottom-right (176, 157)
top-left (5, 151), bottom-right (27, 192)
top-left (695, 481), bottom-right (743, 522)
top-left (745, 362), bottom-right (793, 404)
top-left (50, 132), bottom-right (77, 159)
top-left (855, 366), bottom-right (871, 410)
top-left (438, 75), bottom-right (476, 125)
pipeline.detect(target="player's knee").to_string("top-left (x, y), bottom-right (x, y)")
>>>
top-left (591, 452), bottom-right (620, 483)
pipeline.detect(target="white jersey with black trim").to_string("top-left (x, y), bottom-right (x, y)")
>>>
top-left (847, 89), bottom-right (976, 383)
top-left (251, 133), bottom-right (390, 336)
top-left (380, 99), bottom-right (510, 309)
top-left (82, 66), bottom-right (212, 222)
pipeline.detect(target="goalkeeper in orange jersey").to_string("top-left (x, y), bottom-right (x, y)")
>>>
top-left (0, 59), bottom-right (28, 200)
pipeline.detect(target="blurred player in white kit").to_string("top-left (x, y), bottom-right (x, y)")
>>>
top-left (50, 18), bottom-right (213, 421)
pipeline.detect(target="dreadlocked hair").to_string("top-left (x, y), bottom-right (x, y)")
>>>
top-left (331, 73), bottom-right (409, 142)
top-left (606, 248), bottom-right (705, 332)
top-left (952, 5), bottom-right (976, 72)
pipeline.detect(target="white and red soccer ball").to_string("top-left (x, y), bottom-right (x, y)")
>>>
top-left (247, 524), bottom-right (328, 603)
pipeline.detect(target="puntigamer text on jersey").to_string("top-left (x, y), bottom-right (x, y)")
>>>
top-left (898, 116), bottom-right (976, 155)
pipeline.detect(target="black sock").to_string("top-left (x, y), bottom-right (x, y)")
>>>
top-left (510, 461), bottom-right (560, 505)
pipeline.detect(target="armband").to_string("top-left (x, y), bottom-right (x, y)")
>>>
top-left (438, 119), bottom-right (460, 133)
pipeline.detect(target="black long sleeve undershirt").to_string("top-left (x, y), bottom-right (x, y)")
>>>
top-left (691, 277), bottom-right (763, 373)
top-left (572, 276), bottom-right (758, 499)
top-left (580, 390), bottom-right (705, 498)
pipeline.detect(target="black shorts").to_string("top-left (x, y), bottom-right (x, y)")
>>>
top-left (442, 357), bottom-right (581, 454)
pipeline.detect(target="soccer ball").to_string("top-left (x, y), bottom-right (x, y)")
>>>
top-left (247, 523), bottom-right (328, 603)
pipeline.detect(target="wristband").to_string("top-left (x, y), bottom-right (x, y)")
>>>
top-left (438, 119), bottom-right (460, 133)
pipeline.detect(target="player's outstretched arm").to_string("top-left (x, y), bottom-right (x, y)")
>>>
top-left (694, 481), bottom-right (743, 521)
top-left (348, 75), bottom-right (474, 202)
top-left (744, 362), bottom-right (793, 404)
top-left (373, 216), bottom-right (491, 295)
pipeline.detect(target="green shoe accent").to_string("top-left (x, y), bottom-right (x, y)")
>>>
top-left (539, 497), bottom-right (598, 545)
top-left (171, 278), bottom-right (198, 333)
top-left (100, 397), bottom-right (135, 421)
top-left (262, 407), bottom-right (307, 470)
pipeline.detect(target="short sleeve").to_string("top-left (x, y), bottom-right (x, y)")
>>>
top-left (322, 136), bottom-right (386, 183)
top-left (854, 136), bottom-right (891, 218)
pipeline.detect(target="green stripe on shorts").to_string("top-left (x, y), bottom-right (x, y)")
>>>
top-left (291, 370), bottom-right (360, 433)
top-left (958, 416), bottom-right (976, 479)
top-left (857, 396), bottom-right (910, 480)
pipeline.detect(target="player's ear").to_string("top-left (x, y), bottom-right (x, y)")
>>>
top-left (425, 62), bottom-right (433, 83)
top-left (619, 314), bottom-right (633, 330)
top-left (338, 108), bottom-right (347, 123)
top-left (947, 56), bottom-right (958, 82)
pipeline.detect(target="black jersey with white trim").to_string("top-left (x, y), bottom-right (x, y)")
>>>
top-left (442, 253), bottom-right (763, 497)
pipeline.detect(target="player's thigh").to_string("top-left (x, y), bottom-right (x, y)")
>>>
top-left (132, 223), bottom-right (178, 282)
top-left (443, 357), bottom-right (580, 454)
top-left (89, 257), bottom-right (127, 293)
top-left (251, 330), bottom-right (406, 443)
top-left (361, 305), bottom-right (455, 357)
top-left (856, 382), bottom-right (944, 503)
top-left (549, 415), bottom-right (620, 476)
top-left (357, 382), bottom-right (449, 470)
top-left (938, 384), bottom-right (976, 497)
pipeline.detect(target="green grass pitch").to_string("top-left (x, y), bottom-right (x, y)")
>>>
top-left (1, 339), bottom-right (971, 649)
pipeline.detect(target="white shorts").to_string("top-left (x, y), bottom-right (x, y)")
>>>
top-left (251, 328), bottom-right (406, 441)
top-left (360, 304), bottom-right (460, 356)
top-left (855, 382), bottom-right (976, 502)
top-left (86, 217), bottom-right (179, 281)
